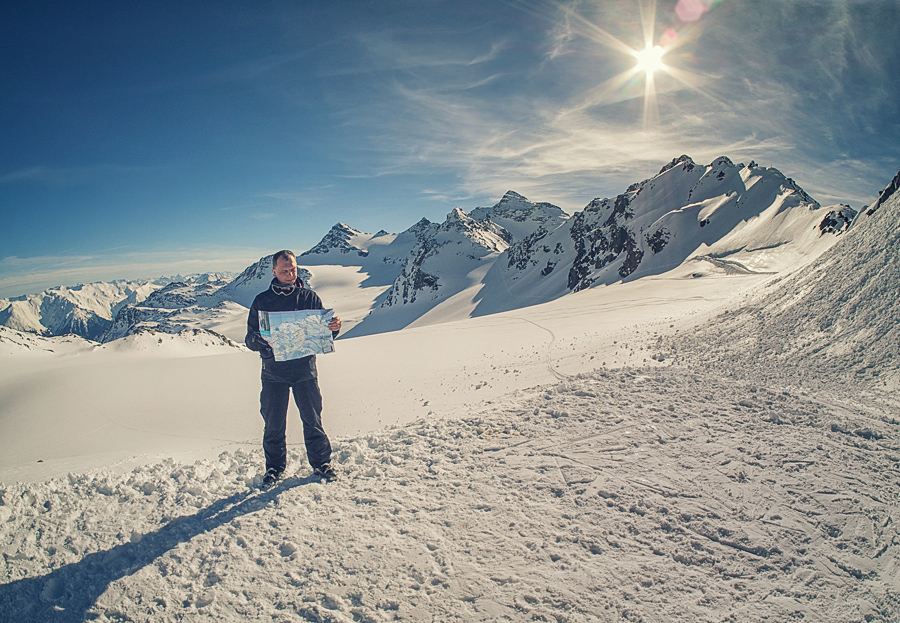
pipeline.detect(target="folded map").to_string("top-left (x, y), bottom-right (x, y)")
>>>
top-left (258, 309), bottom-right (335, 362)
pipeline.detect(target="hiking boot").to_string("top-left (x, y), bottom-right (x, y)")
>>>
top-left (314, 464), bottom-right (337, 483)
top-left (262, 468), bottom-right (282, 487)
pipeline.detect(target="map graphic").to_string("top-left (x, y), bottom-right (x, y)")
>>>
top-left (258, 309), bottom-right (335, 362)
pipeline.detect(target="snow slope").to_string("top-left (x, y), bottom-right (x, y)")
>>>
top-left (1, 267), bottom-right (755, 482)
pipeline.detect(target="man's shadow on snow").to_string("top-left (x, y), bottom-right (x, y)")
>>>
top-left (0, 475), bottom-right (321, 623)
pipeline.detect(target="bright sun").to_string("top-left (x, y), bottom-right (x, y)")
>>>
top-left (559, 0), bottom-right (705, 130)
top-left (634, 44), bottom-right (666, 76)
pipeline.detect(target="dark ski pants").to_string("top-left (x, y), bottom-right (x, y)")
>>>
top-left (259, 378), bottom-right (332, 473)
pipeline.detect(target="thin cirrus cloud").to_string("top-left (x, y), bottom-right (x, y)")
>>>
top-left (338, 0), bottom-right (896, 211)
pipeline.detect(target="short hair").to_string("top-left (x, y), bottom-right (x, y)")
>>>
top-left (272, 250), bottom-right (296, 268)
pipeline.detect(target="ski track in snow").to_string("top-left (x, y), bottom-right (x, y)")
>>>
top-left (2, 368), bottom-right (898, 622)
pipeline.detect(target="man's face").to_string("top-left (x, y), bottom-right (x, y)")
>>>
top-left (273, 256), bottom-right (298, 285)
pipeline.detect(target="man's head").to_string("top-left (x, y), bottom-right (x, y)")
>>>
top-left (272, 250), bottom-right (298, 286)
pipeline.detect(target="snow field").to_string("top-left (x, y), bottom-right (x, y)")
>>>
top-left (2, 367), bottom-right (897, 622)
top-left (0, 266), bottom-right (752, 483)
top-left (3, 177), bottom-right (900, 621)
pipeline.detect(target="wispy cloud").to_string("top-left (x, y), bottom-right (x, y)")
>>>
top-left (352, 30), bottom-right (511, 75)
top-left (324, 0), bottom-right (893, 211)
top-left (260, 185), bottom-right (340, 209)
top-left (343, 69), bottom-right (798, 209)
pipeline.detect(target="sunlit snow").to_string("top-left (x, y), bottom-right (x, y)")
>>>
top-left (1, 167), bottom-right (898, 622)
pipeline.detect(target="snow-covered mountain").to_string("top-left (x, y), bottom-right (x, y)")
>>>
top-left (345, 157), bottom-right (855, 332)
top-left (301, 222), bottom-right (387, 259)
top-left (469, 190), bottom-right (570, 240)
top-left (0, 156), bottom-right (863, 345)
top-left (0, 325), bottom-right (96, 357)
top-left (473, 156), bottom-right (855, 316)
top-left (344, 192), bottom-right (569, 336)
top-left (0, 281), bottom-right (163, 340)
top-left (99, 264), bottom-right (296, 344)
top-left (300, 220), bottom-right (431, 290)
top-left (98, 300), bottom-right (247, 345)
top-left (0, 274), bottom-right (238, 343)
top-left (385, 208), bottom-right (510, 304)
top-left (140, 278), bottom-right (231, 309)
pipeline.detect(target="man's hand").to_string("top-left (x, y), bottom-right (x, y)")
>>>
top-left (328, 316), bottom-right (342, 332)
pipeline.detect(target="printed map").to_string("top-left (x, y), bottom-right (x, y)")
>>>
top-left (258, 309), bottom-right (335, 362)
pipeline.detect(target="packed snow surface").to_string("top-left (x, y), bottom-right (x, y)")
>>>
top-left (3, 368), bottom-right (897, 622)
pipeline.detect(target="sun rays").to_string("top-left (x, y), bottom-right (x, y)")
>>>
top-left (511, 0), bottom-right (712, 130)
top-left (633, 41), bottom-right (667, 128)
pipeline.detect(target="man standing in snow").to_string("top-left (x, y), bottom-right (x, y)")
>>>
top-left (245, 250), bottom-right (341, 486)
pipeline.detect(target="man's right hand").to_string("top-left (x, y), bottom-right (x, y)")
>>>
top-left (246, 332), bottom-right (274, 357)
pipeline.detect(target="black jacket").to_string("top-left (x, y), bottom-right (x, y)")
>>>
top-left (245, 277), bottom-right (338, 383)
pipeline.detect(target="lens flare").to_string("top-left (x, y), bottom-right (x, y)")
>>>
top-left (660, 28), bottom-right (679, 47)
top-left (676, 0), bottom-right (714, 22)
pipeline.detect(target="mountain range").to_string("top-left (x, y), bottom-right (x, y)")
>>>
top-left (0, 155), bottom-right (871, 347)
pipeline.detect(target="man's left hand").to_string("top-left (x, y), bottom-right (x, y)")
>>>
top-left (328, 316), bottom-right (342, 332)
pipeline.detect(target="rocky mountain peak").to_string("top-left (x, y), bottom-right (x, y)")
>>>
top-left (865, 167), bottom-right (900, 217)
top-left (231, 255), bottom-right (274, 284)
top-left (469, 191), bottom-right (569, 242)
top-left (438, 207), bottom-right (511, 252)
top-left (444, 207), bottom-right (471, 226)
top-left (711, 155), bottom-right (735, 169)
top-left (819, 205), bottom-right (857, 235)
top-left (498, 190), bottom-right (528, 205)
top-left (659, 154), bottom-right (697, 175)
top-left (302, 222), bottom-right (369, 257)
top-left (404, 217), bottom-right (437, 244)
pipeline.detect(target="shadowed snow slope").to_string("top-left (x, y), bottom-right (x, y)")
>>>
top-left (675, 167), bottom-right (900, 391)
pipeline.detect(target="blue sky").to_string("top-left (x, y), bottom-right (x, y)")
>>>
top-left (2, 0), bottom-right (898, 297)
